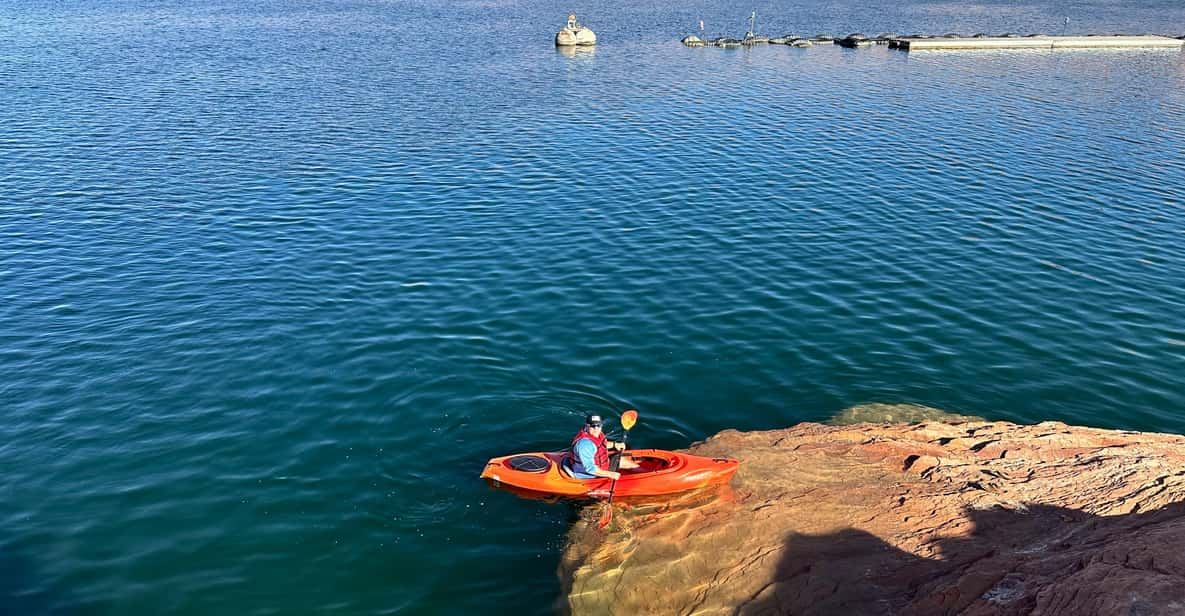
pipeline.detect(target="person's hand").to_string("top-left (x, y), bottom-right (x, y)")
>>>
top-left (608, 471), bottom-right (621, 480)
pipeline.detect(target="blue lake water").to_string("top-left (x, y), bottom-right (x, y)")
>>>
top-left (2, 0), bottom-right (1184, 613)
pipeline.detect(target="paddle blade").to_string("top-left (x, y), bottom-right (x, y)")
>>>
top-left (621, 409), bottom-right (638, 431)
top-left (597, 503), bottom-right (613, 529)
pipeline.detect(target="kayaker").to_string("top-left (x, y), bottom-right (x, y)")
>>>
top-left (568, 414), bottom-right (639, 480)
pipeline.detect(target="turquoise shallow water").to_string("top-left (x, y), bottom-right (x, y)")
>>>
top-left (2, 0), bottom-right (1185, 613)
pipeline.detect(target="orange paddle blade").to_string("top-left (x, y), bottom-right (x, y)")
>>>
top-left (621, 409), bottom-right (638, 430)
top-left (597, 503), bottom-right (613, 529)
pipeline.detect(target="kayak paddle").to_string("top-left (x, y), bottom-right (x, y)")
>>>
top-left (597, 409), bottom-right (638, 529)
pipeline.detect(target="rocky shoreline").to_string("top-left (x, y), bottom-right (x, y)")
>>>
top-left (561, 407), bottom-right (1185, 615)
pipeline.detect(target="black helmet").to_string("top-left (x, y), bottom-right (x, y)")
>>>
top-left (585, 414), bottom-right (603, 427)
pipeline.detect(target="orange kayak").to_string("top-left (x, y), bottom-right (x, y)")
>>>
top-left (480, 449), bottom-right (739, 498)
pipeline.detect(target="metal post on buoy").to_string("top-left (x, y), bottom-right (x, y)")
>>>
top-left (747, 11), bottom-right (756, 39)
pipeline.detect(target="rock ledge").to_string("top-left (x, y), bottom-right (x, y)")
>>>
top-left (562, 417), bottom-right (1185, 615)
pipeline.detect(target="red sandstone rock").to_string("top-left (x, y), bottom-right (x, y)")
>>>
top-left (560, 412), bottom-right (1185, 615)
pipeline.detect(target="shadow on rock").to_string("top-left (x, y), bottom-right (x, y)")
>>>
top-left (739, 501), bottom-right (1185, 615)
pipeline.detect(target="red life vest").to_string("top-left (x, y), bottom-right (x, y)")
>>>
top-left (570, 429), bottom-right (610, 472)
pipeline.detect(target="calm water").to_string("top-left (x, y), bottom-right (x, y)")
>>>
top-left (2, 0), bottom-right (1184, 613)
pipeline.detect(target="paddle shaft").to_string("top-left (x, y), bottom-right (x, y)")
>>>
top-left (598, 419), bottom-right (634, 528)
top-left (606, 431), bottom-right (628, 489)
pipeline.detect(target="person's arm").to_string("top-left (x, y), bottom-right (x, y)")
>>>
top-left (576, 439), bottom-right (620, 480)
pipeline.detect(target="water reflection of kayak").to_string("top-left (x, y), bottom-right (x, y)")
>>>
top-left (480, 449), bottom-right (739, 498)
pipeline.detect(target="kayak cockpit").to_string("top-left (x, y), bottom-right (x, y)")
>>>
top-left (621, 453), bottom-right (674, 474)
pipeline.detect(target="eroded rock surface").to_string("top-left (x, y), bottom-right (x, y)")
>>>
top-left (561, 412), bottom-right (1185, 615)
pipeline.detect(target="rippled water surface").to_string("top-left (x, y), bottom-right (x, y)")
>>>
top-left (3, 0), bottom-right (1185, 613)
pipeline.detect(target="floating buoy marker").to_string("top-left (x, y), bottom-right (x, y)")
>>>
top-left (556, 14), bottom-right (597, 46)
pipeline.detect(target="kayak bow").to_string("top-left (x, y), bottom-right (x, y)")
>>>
top-left (480, 449), bottom-right (739, 498)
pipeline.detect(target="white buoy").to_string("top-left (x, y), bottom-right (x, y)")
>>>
top-left (556, 14), bottom-right (596, 46)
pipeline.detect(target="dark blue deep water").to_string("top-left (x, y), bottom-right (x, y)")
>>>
top-left (2, 0), bottom-right (1184, 613)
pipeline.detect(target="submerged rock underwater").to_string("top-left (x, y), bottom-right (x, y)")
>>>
top-left (563, 406), bottom-right (1185, 615)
